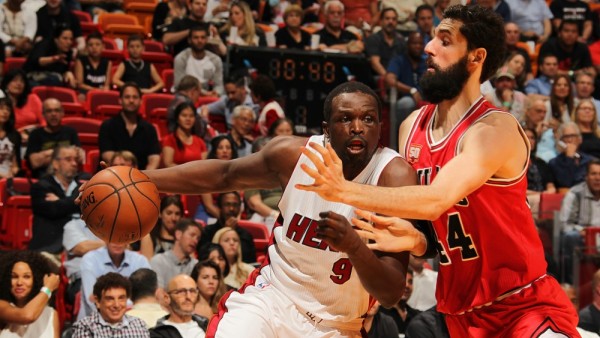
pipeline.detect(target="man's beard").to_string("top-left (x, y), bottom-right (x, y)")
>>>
top-left (191, 44), bottom-right (205, 53)
top-left (420, 54), bottom-right (470, 104)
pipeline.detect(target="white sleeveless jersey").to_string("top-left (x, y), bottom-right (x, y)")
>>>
top-left (259, 135), bottom-right (399, 323)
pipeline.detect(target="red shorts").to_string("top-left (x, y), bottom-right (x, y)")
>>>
top-left (444, 275), bottom-right (580, 338)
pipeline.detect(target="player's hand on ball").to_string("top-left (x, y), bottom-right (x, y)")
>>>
top-left (75, 161), bottom-right (109, 205)
top-left (296, 142), bottom-right (349, 203)
top-left (353, 209), bottom-right (424, 254)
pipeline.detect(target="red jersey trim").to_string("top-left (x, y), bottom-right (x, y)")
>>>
top-left (404, 105), bottom-right (429, 159)
top-left (428, 97), bottom-right (486, 152)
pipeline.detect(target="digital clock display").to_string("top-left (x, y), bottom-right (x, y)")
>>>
top-left (226, 46), bottom-right (374, 132)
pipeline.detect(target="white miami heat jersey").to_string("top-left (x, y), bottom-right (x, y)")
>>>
top-left (260, 135), bottom-right (399, 323)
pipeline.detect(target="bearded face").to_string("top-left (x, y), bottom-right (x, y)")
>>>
top-left (420, 54), bottom-right (470, 104)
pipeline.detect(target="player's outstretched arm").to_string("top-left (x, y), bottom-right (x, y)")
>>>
top-left (297, 113), bottom-right (528, 220)
top-left (353, 210), bottom-right (427, 256)
top-left (144, 136), bottom-right (303, 195)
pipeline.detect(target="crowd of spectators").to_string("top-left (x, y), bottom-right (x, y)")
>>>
top-left (3, 0), bottom-right (600, 336)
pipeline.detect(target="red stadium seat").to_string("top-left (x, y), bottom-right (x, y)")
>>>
top-left (0, 177), bottom-right (33, 222)
top-left (141, 93), bottom-right (173, 118)
top-left (149, 107), bottom-right (168, 137)
top-left (84, 149), bottom-right (100, 175)
top-left (238, 220), bottom-right (270, 263)
top-left (32, 86), bottom-right (78, 102)
top-left (64, 103), bottom-right (88, 117)
top-left (100, 50), bottom-right (125, 65)
top-left (103, 37), bottom-right (119, 50)
top-left (4, 57), bottom-right (25, 75)
top-left (78, 133), bottom-right (99, 154)
top-left (141, 51), bottom-right (173, 75)
top-left (196, 96), bottom-right (219, 107)
top-left (539, 193), bottom-right (565, 220)
top-left (72, 10), bottom-right (92, 22)
top-left (143, 39), bottom-right (165, 52)
top-left (62, 117), bottom-right (102, 134)
top-left (95, 104), bottom-right (122, 120)
top-left (87, 89), bottom-right (121, 116)
top-left (98, 13), bottom-right (145, 40)
top-left (0, 196), bottom-right (32, 250)
top-left (209, 113), bottom-right (227, 134)
top-left (162, 68), bottom-right (174, 93)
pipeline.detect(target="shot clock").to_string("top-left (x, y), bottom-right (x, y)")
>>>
top-left (226, 46), bottom-right (374, 133)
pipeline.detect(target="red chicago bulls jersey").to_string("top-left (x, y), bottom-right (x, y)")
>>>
top-left (404, 97), bottom-right (547, 315)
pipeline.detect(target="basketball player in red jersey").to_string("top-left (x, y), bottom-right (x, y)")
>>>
top-left (139, 82), bottom-right (417, 337)
top-left (297, 5), bottom-right (580, 338)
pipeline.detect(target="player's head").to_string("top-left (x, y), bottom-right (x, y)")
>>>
top-left (322, 82), bottom-right (382, 176)
top-left (420, 5), bottom-right (505, 103)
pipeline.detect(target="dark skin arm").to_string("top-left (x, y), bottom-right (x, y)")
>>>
top-left (315, 156), bottom-right (414, 308)
top-left (145, 136), bottom-right (412, 307)
top-left (143, 135), bottom-right (303, 194)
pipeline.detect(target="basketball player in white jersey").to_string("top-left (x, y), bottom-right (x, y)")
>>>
top-left (142, 81), bottom-right (417, 337)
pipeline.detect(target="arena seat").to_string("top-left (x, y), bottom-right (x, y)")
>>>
top-left (87, 89), bottom-right (121, 117)
top-left (149, 107), bottom-right (169, 137)
top-left (62, 117), bottom-right (102, 134)
top-left (0, 196), bottom-right (32, 250)
top-left (94, 104), bottom-right (122, 120)
top-left (84, 149), bottom-right (100, 175)
top-left (162, 68), bottom-right (174, 93)
top-left (4, 57), bottom-right (25, 75)
top-left (539, 192), bottom-right (565, 220)
top-left (141, 93), bottom-right (174, 118)
top-left (124, 2), bottom-right (156, 33)
top-left (32, 86), bottom-right (78, 102)
top-left (143, 39), bottom-right (165, 53)
top-left (98, 13), bottom-right (145, 40)
top-left (238, 220), bottom-right (270, 264)
top-left (103, 37), bottom-right (119, 50)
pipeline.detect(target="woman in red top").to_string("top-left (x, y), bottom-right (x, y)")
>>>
top-left (0, 69), bottom-right (43, 142)
top-left (162, 102), bottom-right (208, 167)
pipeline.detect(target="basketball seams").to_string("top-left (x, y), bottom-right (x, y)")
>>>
top-left (105, 167), bottom-right (144, 242)
top-left (128, 167), bottom-right (147, 238)
top-left (82, 166), bottom-right (159, 244)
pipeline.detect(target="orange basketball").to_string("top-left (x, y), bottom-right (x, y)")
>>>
top-left (80, 166), bottom-right (160, 244)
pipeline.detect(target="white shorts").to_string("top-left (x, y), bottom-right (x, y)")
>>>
top-left (208, 276), bottom-right (363, 338)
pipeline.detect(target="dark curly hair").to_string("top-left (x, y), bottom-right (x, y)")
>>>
top-left (443, 5), bottom-right (506, 83)
top-left (0, 251), bottom-right (56, 305)
top-left (93, 272), bottom-right (131, 300)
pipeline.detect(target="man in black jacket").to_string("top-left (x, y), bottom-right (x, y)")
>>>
top-left (29, 145), bottom-right (82, 266)
top-left (150, 274), bottom-right (208, 338)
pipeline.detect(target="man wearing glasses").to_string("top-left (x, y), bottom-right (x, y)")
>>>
top-left (29, 145), bottom-right (83, 267)
top-left (151, 274), bottom-right (208, 338)
top-left (549, 122), bottom-right (594, 190)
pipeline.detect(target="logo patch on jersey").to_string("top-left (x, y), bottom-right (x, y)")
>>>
top-left (408, 144), bottom-right (422, 164)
